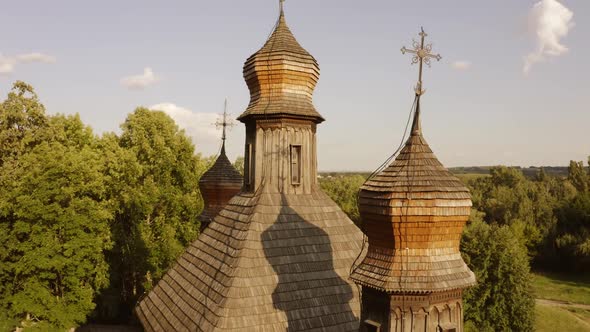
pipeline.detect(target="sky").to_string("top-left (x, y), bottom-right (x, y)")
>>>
top-left (0, 0), bottom-right (588, 171)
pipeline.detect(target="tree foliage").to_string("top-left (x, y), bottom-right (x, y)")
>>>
top-left (0, 84), bottom-right (111, 330)
top-left (97, 108), bottom-right (206, 321)
top-left (461, 213), bottom-right (535, 332)
top-left (319, 174), bottom-right (366, 226)
top-left (0, 84), bottom-right (209, 329)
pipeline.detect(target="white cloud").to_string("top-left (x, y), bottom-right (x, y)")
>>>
top-left (16, 52), bottom-right (56, 63)
top-left (120, 67), bottom-right (158, 89)
top-left (0, 55), bottom-right (17, 75)
top-left (0, 52), bottom-right (56, 75)
top-left (150, 103), bottom-right (222, 153)
top-left (524, 0), bottom-right (574, 74)
top-left (452, 61), bottom-right (472, 71)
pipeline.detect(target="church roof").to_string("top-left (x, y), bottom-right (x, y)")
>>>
top-left (350, 100), bottom-right (475, 294)
top-left (199, 144), bottom-right (242, 187)
top-left (136, 190), bottom-right (362, 331)
top-left (360, 105), bottom-right (470, 198)
top-left (238, 10), bottom-right (323, 123)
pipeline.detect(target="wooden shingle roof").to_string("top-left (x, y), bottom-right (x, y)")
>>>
top-left (238, 11), bottom-right (323, 123)
top-left (136, 190), bottom-right (363, 331)
top-left (350, 102), bottom-right (476, 294)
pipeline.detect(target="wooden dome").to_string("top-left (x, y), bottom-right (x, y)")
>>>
top-left (198, 144), bottom-right (242, 232)
top-left (351, 103), bottom-right (476, 293)
top-left (238, 9), bottom-right (323, 123)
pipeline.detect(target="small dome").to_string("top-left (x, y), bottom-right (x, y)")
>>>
top-left (238, 10), bottom-right (323, 123)
top-left (198, 145), bottom-right (242, 232)
top-left (351, 106), bottom-right (475, 293)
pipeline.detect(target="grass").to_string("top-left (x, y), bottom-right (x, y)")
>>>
top-left (533, 271), bottom-right (590, 305)
top-left (535, 303), bottom-right (590, 332)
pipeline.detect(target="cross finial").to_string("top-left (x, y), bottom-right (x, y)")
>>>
top-left (214, 98), bottom-right (236, 145)
top-left (401, 27), bottom-right (442, 96)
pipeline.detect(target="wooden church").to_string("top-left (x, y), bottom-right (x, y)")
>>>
top-left (136, 3), bottom-right (474, 332)
top-left (135, 4), bottom-right (364, 331)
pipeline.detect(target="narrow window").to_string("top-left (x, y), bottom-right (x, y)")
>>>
top-left (290, 145), bottom-right (302, 185)
top-left (244, 143), bottom-right (253, 187)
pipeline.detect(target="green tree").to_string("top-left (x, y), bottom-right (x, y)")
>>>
top-left (98, 108), bottom-right (207, 321)
top-left (568, 160), bottom-right (589, 193)
top-left (0, 98), bottom-right (111, 330)
top-left (461, 213), bottom-right (535, 332)
top-left (319, 174), bottom-right (365, 226)
top-left (233, 156), bottom-right (244, 175)
top-left (554, 192), bottom-right (590, 272)
top-left (0, 81), bottom-right (48, 165)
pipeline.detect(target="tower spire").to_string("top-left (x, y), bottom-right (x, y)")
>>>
top-left (279, 0), bottom-right (285, 14)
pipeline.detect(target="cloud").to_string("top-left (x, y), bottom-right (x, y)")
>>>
top-left (524, 0), bottom-right (574, 74)
top-left (452, 61), bottom-right (472, 71)
top-left (0, 55), bottom-right (17, 75)
top-left (150, 103), bottom-right (222, 153)
top-left (120, 67), bottom-right (158, 89)
top-left (0, 52), bottom-right (56, 75)
top-left (16, 52), bottom-right (56, 63)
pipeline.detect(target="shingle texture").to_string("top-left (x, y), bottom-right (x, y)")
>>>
top-left (350, 106), bottom-right (476, 293)
top-left (136, 190), bottom-right (362, 331)
top-left (238, 11), bottom-right (323, 123)
top-left (198, 144), bottom-right (243, 232)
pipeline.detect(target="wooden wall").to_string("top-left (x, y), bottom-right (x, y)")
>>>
top-left (244, 118), bottom-right (318, 194)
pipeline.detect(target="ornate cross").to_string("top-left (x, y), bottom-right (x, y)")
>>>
top-left (214, 99), bottom-right (235, 142)
top-left (401, 27), bottom-right (442, 96)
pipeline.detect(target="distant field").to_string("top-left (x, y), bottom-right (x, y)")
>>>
top-left (533, 271), bottom-right (590, 331)
top-left (533, 271), bottom-right (590, 305)
top-left (535, 303), bottom-right (590, 332)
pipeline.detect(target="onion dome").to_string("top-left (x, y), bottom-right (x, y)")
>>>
top-left (198, 143), bottom-right (242, 232)
top-left (237, 9), bottom-right (323, 123)
top-left (351, 101), bottom-right (476, 293)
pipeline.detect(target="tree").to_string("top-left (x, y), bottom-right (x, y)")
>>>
top-left (568, 160), bottom-right (589, 193)
top-left (319, 175), bottom-right (366, 226)
top-left (97, 108), bottom-right (207, 321)
top-left (0, 102), bottom-right (111, 330)
top-left (233, 156), bottom-right (244, 175)
top-left (461, 212), bottom-right (535, 332)
top-left (0, 81), bottom-right (48, 165)
top-left (554, 192), bottom-right (590, 272)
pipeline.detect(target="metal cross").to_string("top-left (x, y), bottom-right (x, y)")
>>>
top-left (214, 99), bottom-right (235, 142)
top-left (401, 27), bottom-right (442, 96)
